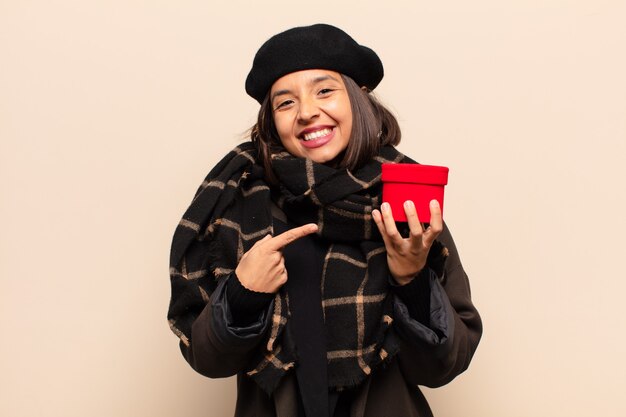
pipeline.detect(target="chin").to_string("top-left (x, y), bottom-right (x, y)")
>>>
top-left (310, 151), bottom-right (345, 167)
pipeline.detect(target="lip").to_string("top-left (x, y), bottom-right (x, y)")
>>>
top-left (297, 125), bottom-right (335, 138)
top-left (298, 126), bottom-right (335, 149)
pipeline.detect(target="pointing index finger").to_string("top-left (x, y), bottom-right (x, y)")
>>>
top-left (267, 223), bottom-right (319, 251)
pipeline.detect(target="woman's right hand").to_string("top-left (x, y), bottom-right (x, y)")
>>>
top-left (234, 223), bottom-right (318, 293)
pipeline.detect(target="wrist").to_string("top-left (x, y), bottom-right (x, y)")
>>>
top-left (389, 257), bottom-right (427, 286)
top-left (391, 271), bottom-right (418, 286)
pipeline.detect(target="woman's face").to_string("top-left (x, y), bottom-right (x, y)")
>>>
top-left (270, 69), bottom-right (352, 164)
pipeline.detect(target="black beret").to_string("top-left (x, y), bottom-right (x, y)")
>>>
top-left (245, 23), bottom-right (384, 104)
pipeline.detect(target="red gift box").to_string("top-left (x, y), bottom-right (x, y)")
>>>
top-left (381, 163), bottom-right (449, 223)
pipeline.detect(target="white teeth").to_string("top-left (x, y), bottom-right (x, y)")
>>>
top-left (303, 128), bottom-right (332, 141)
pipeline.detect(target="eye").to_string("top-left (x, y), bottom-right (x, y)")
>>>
top-left (318, 88), bottom-right (334, 95)
top-left (274, 99), bottom-right (294, 110)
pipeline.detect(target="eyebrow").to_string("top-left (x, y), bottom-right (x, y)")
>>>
top-left (271, 74), bottom-right (339, 103)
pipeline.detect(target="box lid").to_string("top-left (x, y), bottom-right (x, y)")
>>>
top-left (381, 163), bottom-right (449, 185)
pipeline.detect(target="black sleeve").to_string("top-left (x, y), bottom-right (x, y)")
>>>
top-left (226, 272), bottom-right (274, 325)
top-left (179, 276), bottom-right (274, 378)
top-left (389, 267), bottom-right (433, 326)
top-left (393, 222), bottom-right (482, 388)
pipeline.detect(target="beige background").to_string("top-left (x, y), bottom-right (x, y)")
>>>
top-left (2, 1), bottom-right (625, 416)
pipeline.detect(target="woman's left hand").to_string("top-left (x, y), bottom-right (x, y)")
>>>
top-left (372, 200), bottom-right (443, 286)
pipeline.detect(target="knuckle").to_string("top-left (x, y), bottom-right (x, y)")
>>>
top-left (409, 230), bottom-right (422, 239)
top-left (409, 247), bottom-right (423, 257)
top-left (388, 230), bottom-right (400, 240)
top-left (432, 224), bottom-right (443, 233)
top-left (428, 226), bottom-right (443, 236)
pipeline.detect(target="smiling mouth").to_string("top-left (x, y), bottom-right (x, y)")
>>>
top-left (302, 128), bottom-right (333, 141)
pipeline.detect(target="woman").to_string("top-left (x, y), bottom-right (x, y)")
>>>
top-left (168, 23), bottom-right (482, 417)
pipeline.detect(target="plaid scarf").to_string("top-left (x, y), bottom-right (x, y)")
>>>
top-left (168, 142), bottom-right (437, 393)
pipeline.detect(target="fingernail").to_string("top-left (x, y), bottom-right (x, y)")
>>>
top-left (404, 200), bottom-right (414, 209)
top-left (381, 202), bottom-right (390, 212)
top-left (430, 200), bottom-right (440, 208)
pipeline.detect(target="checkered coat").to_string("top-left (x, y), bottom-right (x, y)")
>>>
top-left (179, 221), bottom-right (482, 417)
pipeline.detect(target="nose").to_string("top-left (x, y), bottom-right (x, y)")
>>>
top-left (297, 96), bottom-right (319, 123)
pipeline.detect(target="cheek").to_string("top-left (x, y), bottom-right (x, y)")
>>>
top-left (272, 115), bottom-right (302, 155)
top-left (340, 104), bottom-right (353, 140)
top-left (335, 94), bottom-right (351, 119)
top-left (272, 115), bottom-right (291, 140)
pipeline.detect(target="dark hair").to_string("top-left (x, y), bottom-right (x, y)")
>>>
top-left (249, 74), bottom-right (401, 183)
